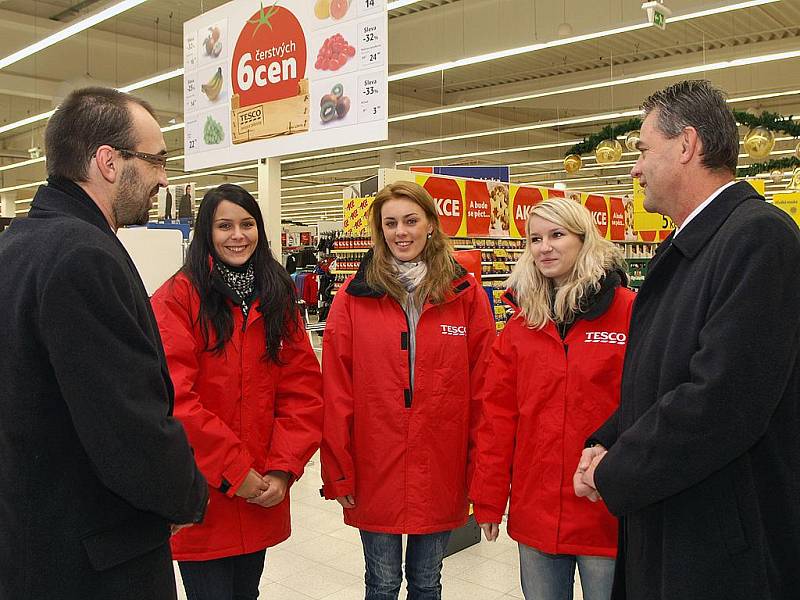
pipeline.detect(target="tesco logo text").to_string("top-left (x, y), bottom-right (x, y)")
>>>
top-left (441, 325), bottom-right (467, 336)
top-left (584, 331), bottom-right (627, 345)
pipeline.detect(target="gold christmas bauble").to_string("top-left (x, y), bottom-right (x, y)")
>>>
top-left (595, 139), bottom-right (623, 164)
top-left (564, 154), bottom-right (582, 174)
top-left (625, 130), bottom-right (641, 152)
top-left (795, 140), bottom-right (800, 160)
top-left (770, 170), bottom-right (784, 184)
top-left (743, 126), bottom-right (775, 160)
top-left (788, 167), bottom-right (800, 191)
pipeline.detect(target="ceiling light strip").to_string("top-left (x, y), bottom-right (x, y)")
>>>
top-left (389, 49), bottom-right (800, 123)
top-left (387, 0), bottom-right (779, 82)
top-left (0, 0), bottom-right (149, 71)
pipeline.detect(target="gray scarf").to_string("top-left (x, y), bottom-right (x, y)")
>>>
top-left (394, 259), bottom-right (427, 388)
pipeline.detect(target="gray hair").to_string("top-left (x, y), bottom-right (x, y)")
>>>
top-left (641, 80), bottom-right (739, 175)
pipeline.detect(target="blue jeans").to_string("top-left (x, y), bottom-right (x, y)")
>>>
top-left (518, 544), bottom-right (615, 600)
top-left (359, 530), bottom-right (451, 600)
top-left (178, 549), bottom-right (266, 600)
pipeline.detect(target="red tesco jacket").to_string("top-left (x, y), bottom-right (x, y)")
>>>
top-left (470, 278), bottom-right (635, 557)
top-left (151, 272), bottom-right (323, 561)
top-left (321, 257), bottom-right (495, 533)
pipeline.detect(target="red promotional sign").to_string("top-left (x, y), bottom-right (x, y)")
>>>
top-left (512, 186), bottom-right (545, 237)
top-left (232, 6), bottom-right (307, 107)
top-left (300, 231), bottom-right (311, 245)
top-left (584, 194), bottom-right (609, 238)
top-left (465, 180), bottom-right (491, 236)
top-left (608, 197), bottom-right (626, 241)
top-left (422, 176), bottom-right (463, 236)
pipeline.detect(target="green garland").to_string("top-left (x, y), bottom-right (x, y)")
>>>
top-left (733, 110), bottom-right (800, 138)
top-left (565, 119), bottom-right (642, 158)
top-left (738, 156), bottom-right (799, 178)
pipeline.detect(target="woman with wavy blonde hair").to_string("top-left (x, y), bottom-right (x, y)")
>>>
top-left (470, 197), bottom-right (636, 600)
top-left (321, 181), bottom-right (495, 600)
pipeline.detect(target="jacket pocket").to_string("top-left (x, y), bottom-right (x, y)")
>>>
top-left (81, 514), bottom-right (170, 571)
top-left (713, 474), bottom-right (749, 555)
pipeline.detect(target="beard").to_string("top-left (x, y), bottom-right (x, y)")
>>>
top-left (112, 164), bottom-right (158, 227)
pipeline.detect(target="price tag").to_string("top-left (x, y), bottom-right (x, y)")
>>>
top-left (358, 0), bottom-right (384, 17)
top-left (184, 75), bottom-right (198, 114)
top-left (358, 73), bottom-right (383, 122)
top-left (358, 17), bottom-right (384, 69)
top-left (184, 33), bottom-right (198, 71)
top-left (494, 248), bottom-right (508, 258)
top-left (185, 119), bottom-right (200, 155)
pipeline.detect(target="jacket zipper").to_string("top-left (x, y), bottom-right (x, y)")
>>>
top-left (402, 309), bottom-right (413, 408)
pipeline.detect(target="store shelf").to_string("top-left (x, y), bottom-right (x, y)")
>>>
top-left (482, 273), bottom-right (512, 279)
top-left (331, 269), bottom-right (357, 275)
top-left (625, 257), bottom-right (652, 262)
top-left (332, 248), bottom-right (370, 254)
top-left (482, 261), bottom-right (517, 265)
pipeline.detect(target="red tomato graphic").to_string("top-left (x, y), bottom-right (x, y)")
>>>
top-left (232, 5), bottom-right (307, 107)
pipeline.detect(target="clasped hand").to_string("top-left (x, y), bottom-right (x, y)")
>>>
top-left (236, 468), bottom-right (290, 508)
top-left (572, 445), bottom-right (607, 503)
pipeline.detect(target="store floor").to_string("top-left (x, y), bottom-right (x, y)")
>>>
top-left (172, 452), bottom-right (587, 600)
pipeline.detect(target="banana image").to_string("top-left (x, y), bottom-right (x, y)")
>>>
top-left (201, 67), bottom-right (223, 102)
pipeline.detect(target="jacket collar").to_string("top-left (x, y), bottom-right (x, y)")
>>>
top-left (346, 249), bottom-right (471, 301)
top-left (502, 268), bottom-right (626, 323)
top-left (29, 176), bottom-right (116, 240)
top-left (670, 181), bottom-right (762, 260)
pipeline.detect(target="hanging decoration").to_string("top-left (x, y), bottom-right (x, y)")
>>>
top-left (795, 141), bottom-right (800, 159)
top-left (738, 156), bottom-right (800, 178)
top-left (742, 126), bottom-right (776, 160)
top-left (788, 168), bottom-right (800, 191)
top-left (770, 170), bottom-right (784, 184)
top-left (595, 139), bottom-right (623, 164)
top-left (564, 119), bottom-right (642, 159)
top-left (624, 130), bottom-right (641, 152)
top-left (563, 154), bottom-right (582, 174)
top-left (733, 110), bottom-right (800, 138)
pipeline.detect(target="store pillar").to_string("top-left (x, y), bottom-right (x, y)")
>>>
top-left (258, 157), bottom-right (281, 259)
top-left (1, 191), bottom-right (16, 218)
top-left (379, 149), bottom-right (396, 169)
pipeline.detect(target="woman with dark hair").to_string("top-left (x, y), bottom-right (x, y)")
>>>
top-left (151, 183), bottom-right (323, 600)
top-left (320, 181), bottom-right (495, 600)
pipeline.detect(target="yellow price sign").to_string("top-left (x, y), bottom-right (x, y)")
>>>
top-left (633, 178), bottom-right (675, 232)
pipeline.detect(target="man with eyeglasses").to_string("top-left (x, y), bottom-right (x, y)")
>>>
top-left (0, 87), bottom-right (208, 600)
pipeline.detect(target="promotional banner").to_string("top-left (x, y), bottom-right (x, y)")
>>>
top-left (632, 178), bottom-right (674, 241)
top-left (156, 183), bottom-right (195, 222)
top-left (377, 169), bottom-right (650, 241)
top-left (773, 192), bottom-right (800, 228)
top-left (184, 0), bottom-right (388, 170)
top-left (342, 196), bottom-right (374, 234)
top-left (410, 166), bottom-right (511, 182)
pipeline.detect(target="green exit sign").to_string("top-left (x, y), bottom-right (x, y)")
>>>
top-left (653, 9), bottom-right (666, 29)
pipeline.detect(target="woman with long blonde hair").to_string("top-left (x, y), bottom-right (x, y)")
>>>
top-left (321, 181), bottom-right (495, 600)
top-left (470, 197), bottom-right (635, 600)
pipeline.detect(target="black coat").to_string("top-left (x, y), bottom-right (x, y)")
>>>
top-left (0, 179), bottom-right (208, 600)
top-left (592, 182), bottom-right (800, 600)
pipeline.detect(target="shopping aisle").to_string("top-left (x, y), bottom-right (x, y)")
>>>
top-left (173, 452), bottom-right (586, 599)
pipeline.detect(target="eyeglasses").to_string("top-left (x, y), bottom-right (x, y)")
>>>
top-left (113, 146), bottom-right (168, 169)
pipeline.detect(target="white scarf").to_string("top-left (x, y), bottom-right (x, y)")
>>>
top-left (394, 258), bottom-right (428, 295)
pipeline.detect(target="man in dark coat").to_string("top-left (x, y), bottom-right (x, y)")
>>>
top-left (573, 80), bottom-right (800, 599)
top-left (0, 88), bottom-right (209, 599)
